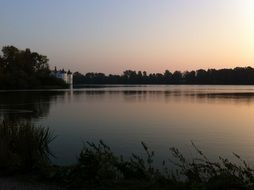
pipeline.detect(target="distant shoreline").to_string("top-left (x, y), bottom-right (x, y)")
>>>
top-left (73, 67), bottom-right (254, 86)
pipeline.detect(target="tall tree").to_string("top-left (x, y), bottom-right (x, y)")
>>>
top-left (0, 46), bottom-right (67, 89)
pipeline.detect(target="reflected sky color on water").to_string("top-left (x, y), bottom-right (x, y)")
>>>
top-left (1, 85), bottom-right (254, 166)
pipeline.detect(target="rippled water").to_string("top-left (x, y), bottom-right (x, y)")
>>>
top-left (1, 85), bottom-right (254, 166)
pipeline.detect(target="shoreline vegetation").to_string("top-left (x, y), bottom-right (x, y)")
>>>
top-left (1, 121), bottom-right (254, 190)
top-left (0, 46), bottom-right (68, 90)
top-left (2, 46), bottom-right (254, 90)
top-left (73, 67), bottom-right (254, 86)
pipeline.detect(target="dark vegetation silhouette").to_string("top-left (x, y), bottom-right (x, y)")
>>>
top-left (1, 121), bottom-right (254, 189)
top-left (2, 45), bottom-right (254, 88)
top-left (0, 46), bottom-right (68, 89)
top-left (74, 67), bottom-right (254, 85)
top-left (0, 121), bottom-right (54, 175)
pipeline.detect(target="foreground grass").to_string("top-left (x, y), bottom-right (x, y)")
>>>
top-left (0, 121), bottom-right (55, 175)
top-left (1, 121), bottom-right (254, 189)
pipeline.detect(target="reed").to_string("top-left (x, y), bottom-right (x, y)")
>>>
top-left (0, 120), bottom-right (55, 174)
top-left (1, 121), bottom-right (254, 189)
top-left (53, 141), bottom-right (254, 189)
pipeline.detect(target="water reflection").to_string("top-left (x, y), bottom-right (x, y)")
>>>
top-left (72, 89), bottom-right (254, 105)
top-left (0, 91), bottom-right (65, 121)
top-left (1, 87), bottom-right (254, 121)
top-left (1, 86), bottom-right (254, 165)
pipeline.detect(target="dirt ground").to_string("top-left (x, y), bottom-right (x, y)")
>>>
top-left (0, 178), bottom-right (64, 190)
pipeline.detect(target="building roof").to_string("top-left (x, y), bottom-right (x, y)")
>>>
top-left (52, 67), bottom-right (72, 75)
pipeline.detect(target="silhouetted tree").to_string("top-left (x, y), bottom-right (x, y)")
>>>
top-left (73, 67), bottom-right (254, 85)
top-left (164, 70), bottom-right (172, 84)
top-left (172, 71), bottom-right (182, 84)
top-left (183, 71), bottom-right (196, 84)
top-left (196, 69), bottom-right (208, 84)
top-left (0, 46), bottom-right (68, 89)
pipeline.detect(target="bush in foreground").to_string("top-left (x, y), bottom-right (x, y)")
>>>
top-left (51, 141), bottom-right (254, 189)
top-left (1, 121), bottom-right (254, 189)
top-left (0, 121), bottom-right (55, 174)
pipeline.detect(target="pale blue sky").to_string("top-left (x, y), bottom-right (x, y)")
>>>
top-left (0, 0), bottom-right (253, 73)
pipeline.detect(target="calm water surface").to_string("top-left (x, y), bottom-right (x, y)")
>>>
top-left (1, 85), bottom-right (254, 166)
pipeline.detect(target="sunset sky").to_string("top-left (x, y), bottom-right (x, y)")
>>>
top-left (0, 0), bottom-right (254, 74)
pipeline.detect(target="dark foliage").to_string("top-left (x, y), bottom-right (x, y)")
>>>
top-left (1, 121), bottom-right (254, 189)
top-left (74, 67), bottom-right (254, 85)
top-left (0, 121), bottom-right (55, 175)
top-left (44, 140), bottom-right (254, 189)
top-left (0, 46), bottom-right (68, 89)
top-left (168, 142), bottom-right (254, 189)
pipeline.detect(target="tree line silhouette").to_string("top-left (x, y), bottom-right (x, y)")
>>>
top-left (0, 46), bottom-right (68, 89)
top-left (74, 67), bottom-right (254, 85)
top-left (1, 45), bottom-right (254, 87)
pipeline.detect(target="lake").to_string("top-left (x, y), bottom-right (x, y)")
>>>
top-left (1, 85), bottom-right (254, 166)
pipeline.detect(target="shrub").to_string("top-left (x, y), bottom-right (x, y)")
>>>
top-left (168, 142), bottom-right (254, 189)
top-left (0, 120), bottom-right (55, 174)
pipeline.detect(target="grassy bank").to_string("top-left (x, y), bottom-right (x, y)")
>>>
top-left (1, 121), bottom-right (254, 189)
